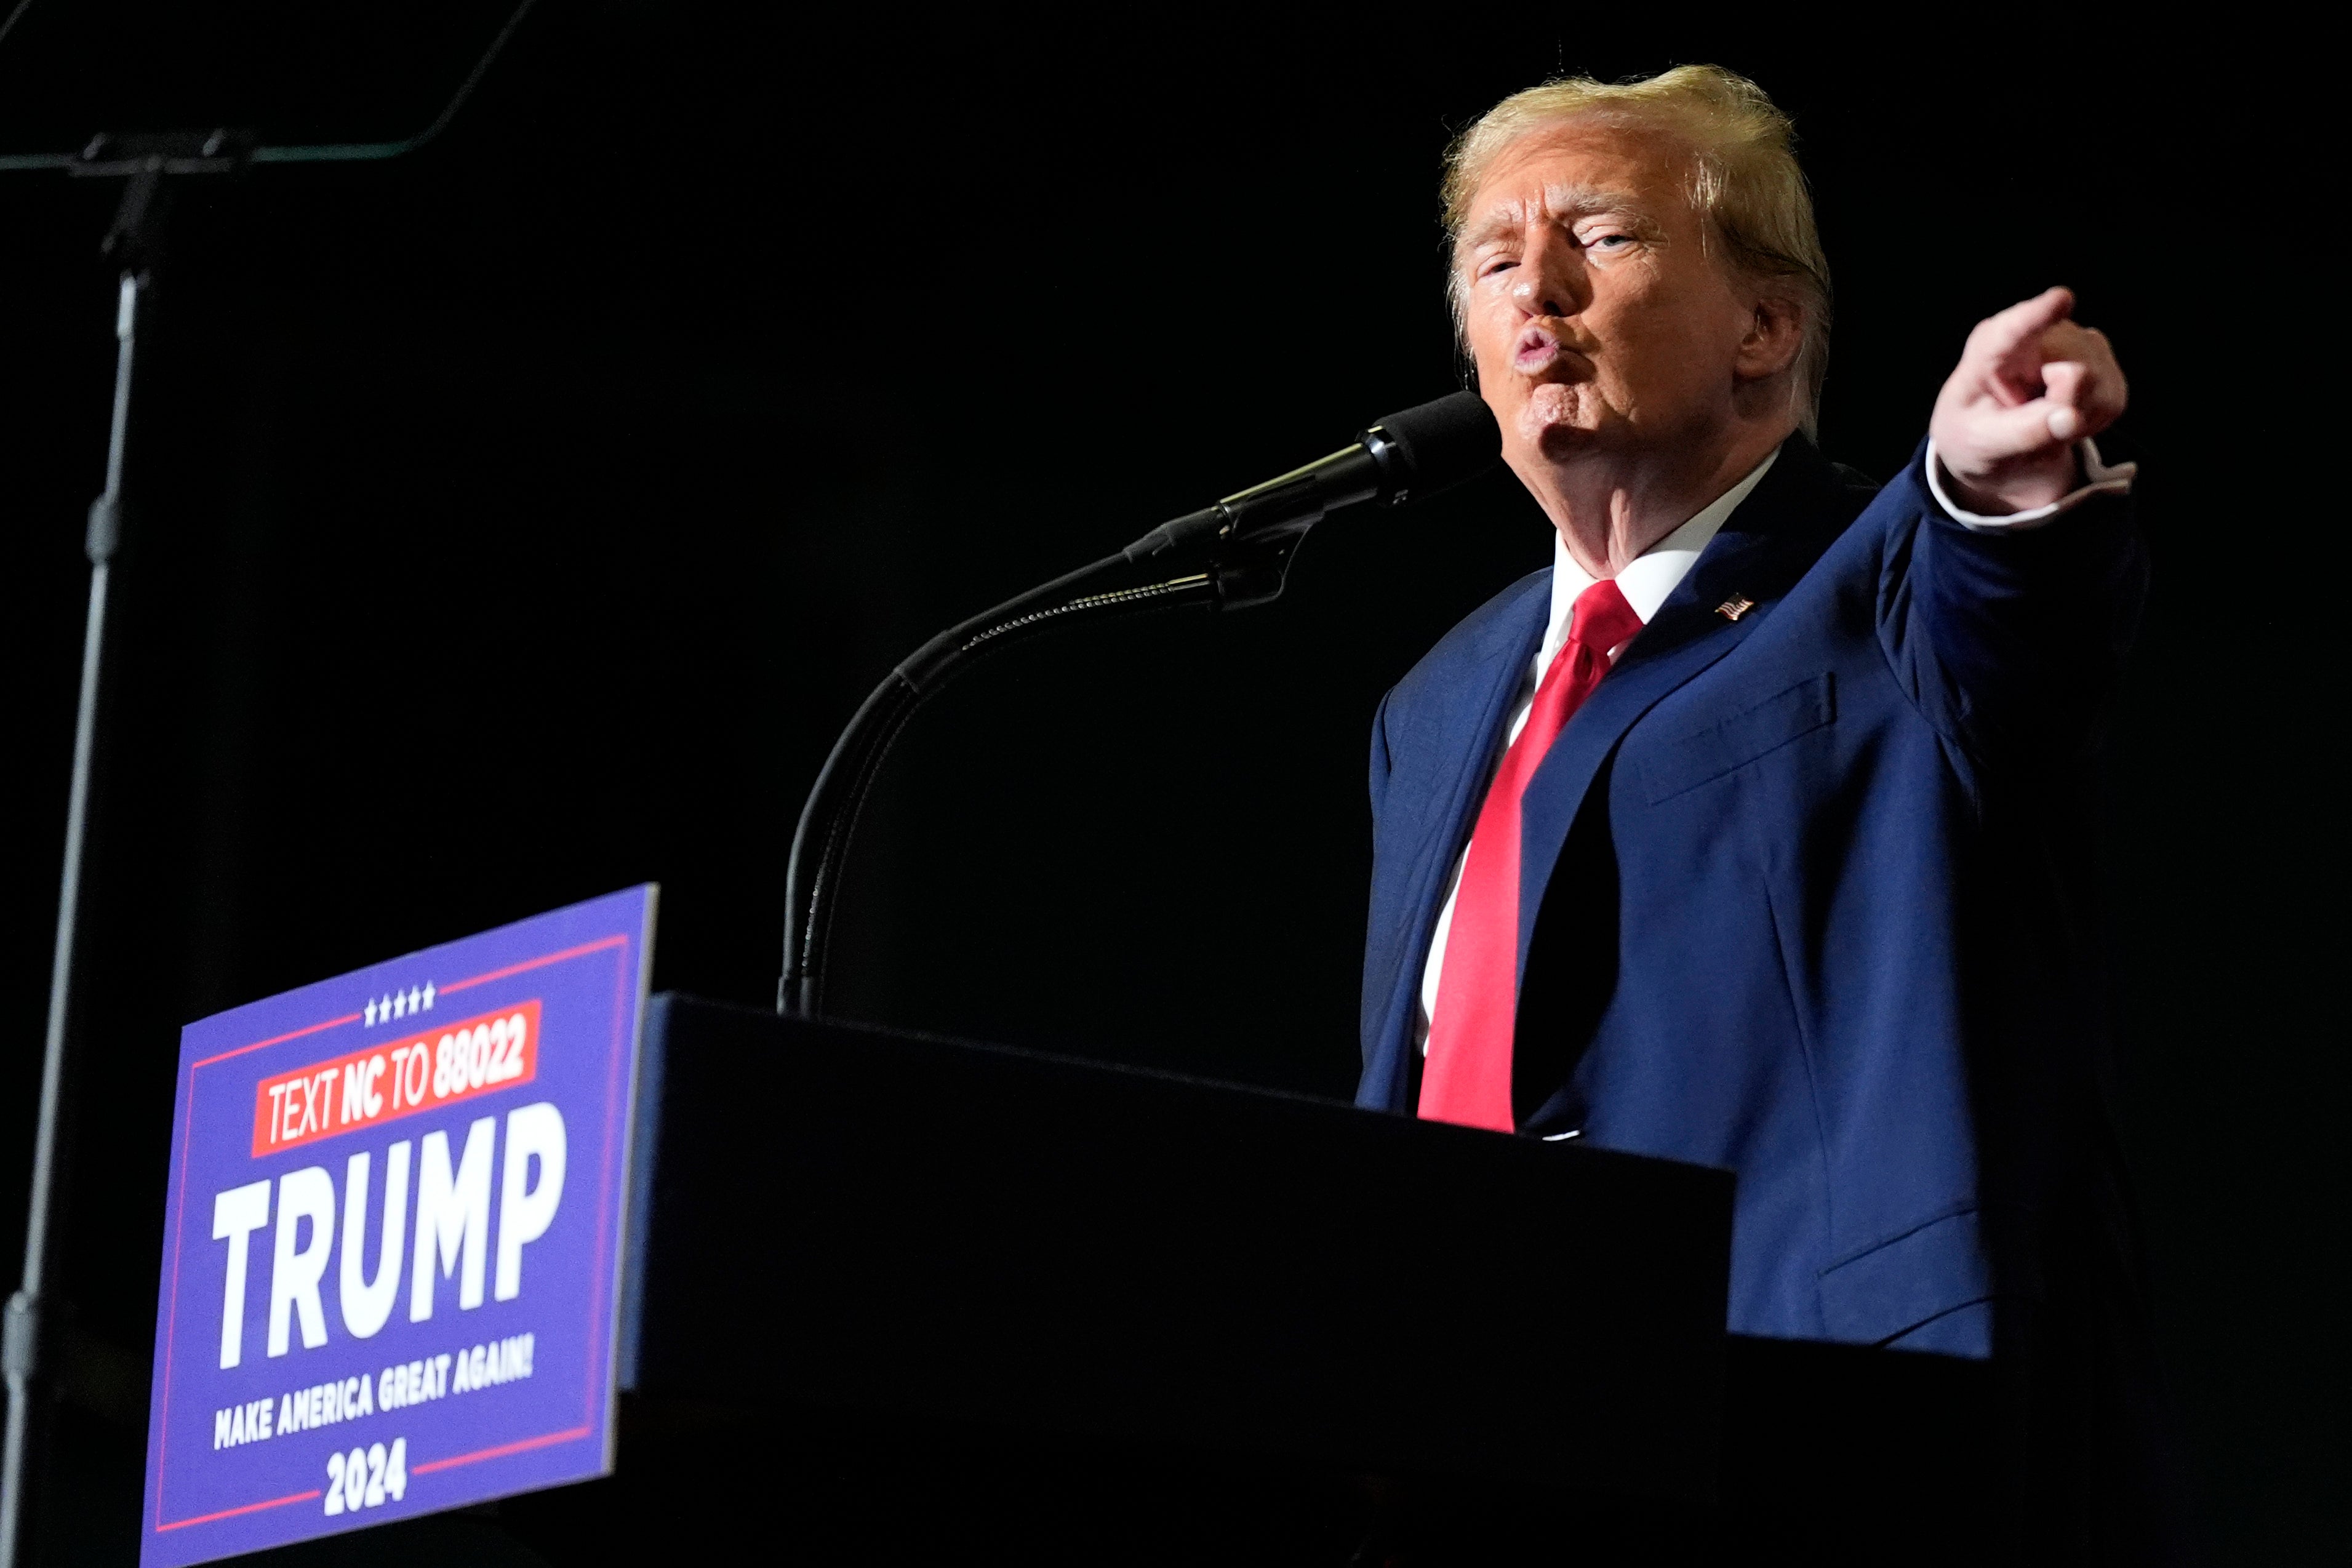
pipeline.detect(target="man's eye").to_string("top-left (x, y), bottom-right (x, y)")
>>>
top-left (1479, 257), bottom-right (1518, 279)
top-left (1587, 233), bottom-right (1633, 250)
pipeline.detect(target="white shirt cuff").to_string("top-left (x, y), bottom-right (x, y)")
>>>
top-left (1924, 437), bottom-right (2137, 533)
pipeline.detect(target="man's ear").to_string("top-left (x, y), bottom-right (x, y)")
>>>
top-left (1734, 292), bottom-right (1805, 382)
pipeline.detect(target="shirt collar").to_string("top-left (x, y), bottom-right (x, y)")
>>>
top-left (1542, 444), bottom-right (1782, 663)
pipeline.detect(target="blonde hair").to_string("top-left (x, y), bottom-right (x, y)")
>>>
top-left (1443, 65), bottom-right (1832, 438)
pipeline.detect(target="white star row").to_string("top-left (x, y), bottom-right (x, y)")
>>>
top-left (364, 983), bottom-right (437, 1028)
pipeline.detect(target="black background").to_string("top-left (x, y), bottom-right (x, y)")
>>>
top-left (0, 3), bottom-right (2338, 1562)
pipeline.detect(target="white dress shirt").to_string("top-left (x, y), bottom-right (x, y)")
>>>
top-left (1412, 439), bottom-right (2137, 1060)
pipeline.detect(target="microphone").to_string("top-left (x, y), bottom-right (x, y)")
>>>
top-left (1120, 390), bottom-right (1502, 575)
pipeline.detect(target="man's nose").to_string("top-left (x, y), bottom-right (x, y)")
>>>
top-left (1512, 227), bottom-right (1585, 319)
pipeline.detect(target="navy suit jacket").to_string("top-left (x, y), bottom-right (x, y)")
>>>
top-left (1358, 436), bottom-right (2146, 1355)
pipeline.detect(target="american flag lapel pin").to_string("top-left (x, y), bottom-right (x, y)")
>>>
top-left (1716, 594), bottom-right (1756, 622)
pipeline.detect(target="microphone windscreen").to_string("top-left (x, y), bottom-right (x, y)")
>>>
top-left (1368, 391), bottom-right (1501, 495)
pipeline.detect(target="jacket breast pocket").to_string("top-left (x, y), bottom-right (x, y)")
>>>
top-left (1636, 673), bottom-right (1836, 805)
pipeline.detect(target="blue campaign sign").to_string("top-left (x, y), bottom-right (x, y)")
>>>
top-left (139, 887), bottom-right (657, 1566)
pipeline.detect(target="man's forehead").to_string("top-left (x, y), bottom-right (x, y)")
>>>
top-left (1460, 121), bottom-right (1688, 234)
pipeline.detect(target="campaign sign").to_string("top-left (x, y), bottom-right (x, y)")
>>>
top-left (139, 886), bottom-right (657, 1566)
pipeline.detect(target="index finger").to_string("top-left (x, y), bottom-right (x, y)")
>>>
top-left (2039, 319), bottom-right (2111, 362)
top-left (1970, 286), bottom-right (2077, 366)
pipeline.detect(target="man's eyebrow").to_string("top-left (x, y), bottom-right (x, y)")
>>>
top-left (1456, 183), bottom-right (1655, 254)
top-left (1457, 209), bottom-right (1522, 251)
top-left (1541, 182), bottom-right (1650, 219)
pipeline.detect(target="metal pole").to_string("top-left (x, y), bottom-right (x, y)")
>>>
top-left (1, 270), bottom-right (140, 1568)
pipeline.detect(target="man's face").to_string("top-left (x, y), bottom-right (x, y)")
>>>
top-left (1456, 119), bottom-right (1761, 478)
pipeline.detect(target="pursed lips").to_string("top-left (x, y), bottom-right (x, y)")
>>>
top-left (1512, 324), bottom-right (1585, 377)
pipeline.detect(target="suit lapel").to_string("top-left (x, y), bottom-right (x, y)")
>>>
top-left (1367, 575), bottom-right (1548, 1101)
top-left (1404, 583), bottom-right (1549, 850)
top-left (1514, 440), bottom-right (1851, 977)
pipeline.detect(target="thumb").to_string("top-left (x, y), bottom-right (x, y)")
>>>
top-left (1974, 396), bottom-right (2080, 454)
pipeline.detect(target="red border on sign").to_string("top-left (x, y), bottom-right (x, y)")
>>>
top-left (153, 933), bottom-right (633, 1537)
top-left (152, 1488), bottom-right (324, 1532)
top-left (412, 1423), bottom-right (592, 1474)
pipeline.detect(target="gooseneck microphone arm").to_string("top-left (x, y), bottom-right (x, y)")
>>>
top-left (777, 390), bottom-right (1499, 1019)
top-left (777, 554), bottom-right (1215, 1022)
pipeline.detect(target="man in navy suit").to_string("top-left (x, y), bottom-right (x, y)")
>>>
top-left (1357, 67), bottom-right (2174, 1559)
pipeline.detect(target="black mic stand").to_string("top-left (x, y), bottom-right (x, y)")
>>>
top-left (0, 133), bottom-right (230, 1568)
top-left (0, 9), bottom-right (538, 1561)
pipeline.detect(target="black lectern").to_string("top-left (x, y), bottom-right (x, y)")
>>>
top-left (617, 995), bottom-right (1734, 1530)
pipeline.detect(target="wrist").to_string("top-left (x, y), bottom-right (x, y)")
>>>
top-left (1938, 447), bottom-right (2082, 516)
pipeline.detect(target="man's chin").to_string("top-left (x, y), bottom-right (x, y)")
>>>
top-left (1514, 381), bottom-right (1598, 434)
top-left (1521, 406), bottom-right (1604, 464)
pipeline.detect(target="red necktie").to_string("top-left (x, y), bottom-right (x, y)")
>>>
top-left (1418, 578), bottom-right (1644, 1132)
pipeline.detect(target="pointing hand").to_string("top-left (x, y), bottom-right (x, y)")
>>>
top-left (1929, 287), bottom-right (2127, 515)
